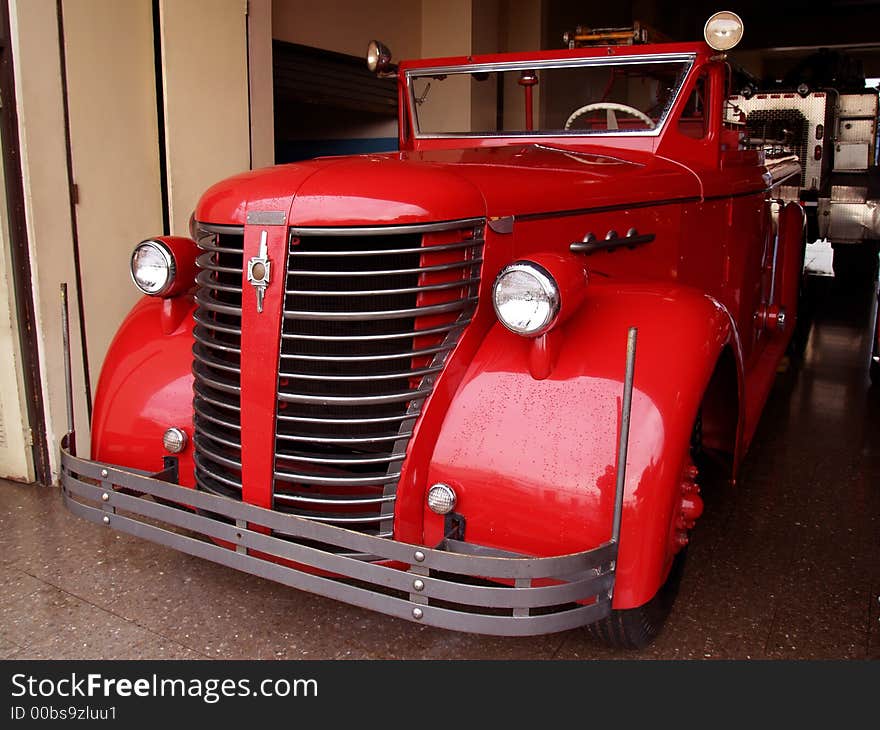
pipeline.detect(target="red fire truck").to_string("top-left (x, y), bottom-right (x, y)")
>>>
top-left (61, 12), bottom-right (804, 648)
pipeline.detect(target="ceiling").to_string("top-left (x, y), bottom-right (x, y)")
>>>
top-left (543, 0), bottom-right (880, 76)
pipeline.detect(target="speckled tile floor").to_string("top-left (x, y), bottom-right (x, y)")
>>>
top-left (1, 274), bottom-right (878, 660)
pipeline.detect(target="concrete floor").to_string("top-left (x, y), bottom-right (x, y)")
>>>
top-left (1, 275), bottom-right (878, 660)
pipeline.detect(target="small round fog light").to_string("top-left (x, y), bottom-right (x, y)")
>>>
top-left (162, 427), bottom-right (188, 454)
top-left (426, 483), bottom-right (457, 515)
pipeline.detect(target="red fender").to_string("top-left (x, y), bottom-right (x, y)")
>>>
top-left (91, 296), bottom-right (196, 486)
top-left (422, 281), bottom-right (739, 608)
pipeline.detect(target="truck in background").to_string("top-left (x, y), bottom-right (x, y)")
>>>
top-left (728, 50), bottom-right (880, 278)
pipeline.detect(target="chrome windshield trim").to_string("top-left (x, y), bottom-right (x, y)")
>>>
top-left (407, 53), bottom-right (696, 140)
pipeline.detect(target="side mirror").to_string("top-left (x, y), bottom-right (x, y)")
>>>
top-left (366, 40), bottom-right (397, 77)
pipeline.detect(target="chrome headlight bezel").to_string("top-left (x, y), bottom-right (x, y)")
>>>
top-left (492, 261), bottom-right (561, 337)
top-left (130, 239), bottom-right (176, 296)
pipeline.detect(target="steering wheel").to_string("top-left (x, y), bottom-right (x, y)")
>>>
top-left (564, 102), bottom-right (656, 131)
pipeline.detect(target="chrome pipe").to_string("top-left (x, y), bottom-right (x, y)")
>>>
top-left (60, 283), bottom-right (76, 456)
top-left (612, 326), bottom-right (638, 546)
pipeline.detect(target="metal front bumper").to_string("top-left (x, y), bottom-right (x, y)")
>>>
top-left (60, 438), bottom-right (617, 637)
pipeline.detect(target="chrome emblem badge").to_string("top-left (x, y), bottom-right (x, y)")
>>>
top-left (247, 230), bottom-right (271, 313)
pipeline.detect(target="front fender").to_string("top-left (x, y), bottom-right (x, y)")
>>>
top-left (423, 282), bottom-right (738, 608)
top-left (91, 296), bottom-right (196, 485)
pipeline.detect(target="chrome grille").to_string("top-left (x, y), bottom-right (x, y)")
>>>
top-left (190, 218), bottom-right (485, 541)
top-left (192, 224), bottom-right (244, 499)
top-left (274, 220), bottom-right (484, 537)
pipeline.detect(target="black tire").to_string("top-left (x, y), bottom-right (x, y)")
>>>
top-left (588, 414), bottom-right (704, 650)
top-left (587, 548), bottom-right (687, 650)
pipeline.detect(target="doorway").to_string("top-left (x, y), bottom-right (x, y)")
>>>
top-left (273, 41), bottom-right (398, 163)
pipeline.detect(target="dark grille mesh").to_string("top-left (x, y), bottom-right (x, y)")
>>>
top-left (274, 225), bottom-right (484, 538)
top-left (189, 220), bottom-right (484, 544)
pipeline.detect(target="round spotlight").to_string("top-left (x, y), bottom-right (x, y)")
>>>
top-left (131, 240), bottom-right (175, 296)
top-left (703, 11), bottom-right (744, 52)
top-left (492, 262), bottom-right (560, 337)
top-left (162, 427), bottom-right (188, 454)
top-left (366, 40), bottom-right (392, 73)
top-left (426, 483), bottom-right (457, 515)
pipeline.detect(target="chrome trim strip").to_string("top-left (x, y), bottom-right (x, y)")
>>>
top-left (276, 387), bottom-right (432, 407)
top-left (288, 218), bottom-right (484, 236)
top-left (196, 428), bottom-right (241, 452)
top-left (196, 270), bottom-right (243, 294)
top-left (284, 277), bottom-right (481, 298)
top-left (193, 347), bottom-right (242, 376)
top-left (407, 54), bottom-right (695, 140)
top-left (193, 328), bottom-right (241, 355)
top-left (192, 311), bottom-right (241, 336)
top-left (61, 444), bottom-right (617, 635)
top-left (262, 508), bottom-right (391, 525)
top-left (275, 411), bottom-right (416, 426)
top-left (276, 451), bottom-right (406, 467)
top-left (273, 468), bottom-right (400, 487)
top-left (192, 364), bottom-right (242, 395)
top-left (286, 259), bottom-right (483, 278)
top-left (193, 386), bottom-right (240, 413)
top-left (194, 290), bottom-right (242, 317)
top-left (289, 240), bottom-right (483, 257)
top-left (278, 343), bottom-right (452, 363)
top-left (407, 53), bottom-right (696, 77)
top-left (194, 455), bottom-right (242, 490)
top-left (277, 364), bottom-right (444, 382)
top-left (247, 210), bottom-right (286, 226)
top-left (196, 252), bottom-right (242, 274)
top-left (193, 401), bottom-right (242, 431)
top-left (273, 491), bottom-right (396, 507)
top-left (280, 321), bottom-right (467, 343)
top-left (282, 297), bottom-right (477, 322)
top-left (275, 431), bottom-right (413, 445)
top-left (193, 436), bottom-right (243, 471)
top-left (196, 223), bottom-right (246, 236)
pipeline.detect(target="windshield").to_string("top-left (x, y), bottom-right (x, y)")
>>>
top-left (408, 55), bottom-right (693, 137)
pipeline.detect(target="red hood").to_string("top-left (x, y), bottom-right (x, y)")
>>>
top-left (195, 145), bottom-right (701, 226)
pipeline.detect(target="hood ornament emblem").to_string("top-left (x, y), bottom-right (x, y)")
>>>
top-left (247, 230), bottom-right (271, 313)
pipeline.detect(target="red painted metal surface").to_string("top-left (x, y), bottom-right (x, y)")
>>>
top-left (238, 222), bottom-right (287, 509)
top-left (91, 296), bottom-right (196, 487)
top-left (422, 284), bottom-right (735, 607)
top-left (91, 39), bottom-right (804, 615)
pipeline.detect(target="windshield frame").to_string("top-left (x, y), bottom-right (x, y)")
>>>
top-left (405, 52), bottom-right (697, 140)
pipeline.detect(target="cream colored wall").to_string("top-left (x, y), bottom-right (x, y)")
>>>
top-left (160, 0), bottom-right (251, 235)
top-left (0, 124), bottom-right (34, 482)
top-left (8, 0), bottom-right (90, 476)
top-left (249, 0), bottom-right (275, 169)
top-left (62, 0), bottom-right (164, 393)
top-left (420, 0), bottom-right (473, 132)
top-left (272, 0), bottom-right (422, 60)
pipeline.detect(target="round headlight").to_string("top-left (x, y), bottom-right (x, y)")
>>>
top-left (131, 240), bottom-right (175, 295)
top-left (703, 11), bottom-right (744, 52)
top-left (492, 262), bottom-right (560, 337)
